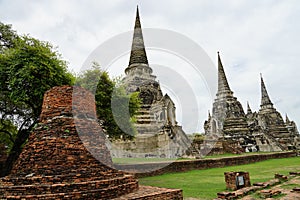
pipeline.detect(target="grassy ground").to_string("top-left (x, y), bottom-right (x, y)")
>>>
top-left (139, 157), bottom-right (300, 200)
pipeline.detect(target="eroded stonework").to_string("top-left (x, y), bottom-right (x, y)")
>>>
top-left (204, 53), bottom-right (299, 153)
top-left (111, 7), bottom-right (191, 159)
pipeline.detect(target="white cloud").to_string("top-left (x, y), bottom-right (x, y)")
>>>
top-left (1, 0), bottom-right (300, 132)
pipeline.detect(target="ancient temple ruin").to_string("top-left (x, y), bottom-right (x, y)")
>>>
top-left (0, 86), bottom-right (183, 199)
top-left (111, 7), bottom-right (191, 158)
top-left (204, 53), bottom-right (300, 153)
top-left (248, 74), bottom-right (300, 151)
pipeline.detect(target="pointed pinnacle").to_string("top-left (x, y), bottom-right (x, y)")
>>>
top-left (260, 74), bottom-right (273, 108)
top-left (217, 52), bottom-right (232, 95)
top-left (134, 6), bottom-right (141, 29)
top-left (128, 6), bottom-right (148, 66)
top-left (286, 113), bottom-right (290, 123)
top-left (247, 101), bottom-right (252, 114)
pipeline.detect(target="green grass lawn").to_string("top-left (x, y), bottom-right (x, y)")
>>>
top-left (139, 157), bottom-right (300, 200)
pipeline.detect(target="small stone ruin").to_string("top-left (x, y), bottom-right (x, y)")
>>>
top-left (0, 85), bottom-right (183, 199)
top-left (224, 171), bottom-right (251, 190)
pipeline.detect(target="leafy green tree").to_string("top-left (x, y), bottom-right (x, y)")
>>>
top-left (0, 22), bottom-right (18, 52)
top-left (76, 63), bottom-right (140, 140)
top-left (0, 22), bottom-right (75, 176)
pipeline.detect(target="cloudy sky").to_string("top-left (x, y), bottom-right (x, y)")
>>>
top-left (1, 0), bottom-right (300, 133)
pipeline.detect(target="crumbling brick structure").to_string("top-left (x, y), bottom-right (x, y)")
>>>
top-left (0, 85), bottom-right (182, 199)
top-left (224, 171), bottom-right (251, 190)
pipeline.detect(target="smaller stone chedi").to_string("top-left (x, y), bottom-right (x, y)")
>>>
top-left (111, 7), bottom-right (191, 158)
top-left (0, 86), bottom-right (183, 199)
top-left (204, 52), bottom-right (300, 153)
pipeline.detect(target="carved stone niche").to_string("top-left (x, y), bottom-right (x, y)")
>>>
top-left (224, 171), bottom-right (251, 190)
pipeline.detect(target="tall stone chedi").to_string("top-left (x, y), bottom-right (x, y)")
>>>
top-left (254, 74), bottom-right (299, 151)
top-left (112, 7), bottom-right (191, 158)
top-left (204, 53), bottom-right (300, 153)
top-left (204, 52), bottom-right (253, 150)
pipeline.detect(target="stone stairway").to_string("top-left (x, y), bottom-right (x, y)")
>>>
top-left (264, 131), bottom-right (286, 151)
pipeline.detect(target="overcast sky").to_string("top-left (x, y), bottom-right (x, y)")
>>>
top-left (1, 0), bottom-right (300, 133)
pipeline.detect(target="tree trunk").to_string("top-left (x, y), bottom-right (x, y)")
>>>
top-left (1, 128), bottom-right (30, 177)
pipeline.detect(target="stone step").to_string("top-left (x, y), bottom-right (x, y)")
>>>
top-left (137, 111), bottom-right (151, 115)
top-left (135, 126), bottom-right (162, 131)
top-left (113, 185), bottom-right (183, 200)
top-left (136, 120), bottom-right (156, 124)
top-left (136, 115), bottom-right (154, 119)
top-left (3, 182), bottom-right (138, 200)
top-left (136, 120), bottom-right (159, 124)
top-left (1, 175), bottom-right (137, 196)
top-left (2, 161), bottom-right (126, 183)
top-left (0, 170), bottom-right (125, 186)
top-left (136, 115), bottom-right (152, 119)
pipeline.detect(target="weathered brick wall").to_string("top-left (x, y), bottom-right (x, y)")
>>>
top-left (0, 85), bottom-right (183, 199)
top-left (115, 151), bottom-right (297, 178)
top-left (0, 86), bottom-right (139, 199)
top-left (10, 86), bottom-right (113, 177)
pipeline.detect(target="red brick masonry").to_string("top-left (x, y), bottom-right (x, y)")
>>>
top-left (224, 172), bottom-right (251, 190)
top-left (0, 86), bottom-right (182, 199)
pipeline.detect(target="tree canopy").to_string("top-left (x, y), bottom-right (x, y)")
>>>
top-left (0, 22), bottom-right (18, 52)
top-left (0, 22), bottom-right (75, 176)
top-left (75, 63), bottom-right (140, 140)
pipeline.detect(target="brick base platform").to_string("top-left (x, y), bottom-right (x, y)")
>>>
top-left (115, 186), bottom-right (183, 200)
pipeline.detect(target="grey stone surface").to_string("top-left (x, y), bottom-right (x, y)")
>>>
top-left (204, 53), bottom-right (300, 153)
top-left (111, 7), bottom-right (191, 159)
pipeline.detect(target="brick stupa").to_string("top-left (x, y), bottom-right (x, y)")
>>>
top-left (0, 85), bottom-right (183, 199)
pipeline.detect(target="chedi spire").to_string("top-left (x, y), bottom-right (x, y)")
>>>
top-left (286, 114), bottom-right (290, 124)
top-left (247, 101), bottom-right (252, 114)
top-left (128, 6), bottom-right (148, 66)
top-left (217, 52), bottom-right (233, 98)
top-left (260, 74), bottom-right (273, 109)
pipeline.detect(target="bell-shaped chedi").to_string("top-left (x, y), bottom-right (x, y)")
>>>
top-left (257, 75), bottom-right (297, 151)
top-left (0, 86), bottom-right (138, 199)
top-left (0, 85), bottom-right (182, 199)
top-left (114, 6), bottom-right (192, 160)
top-left (205, 52), bottom-right (249, 136)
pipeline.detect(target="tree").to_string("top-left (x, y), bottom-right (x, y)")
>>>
top-left (75, 63), bottom-right (140, 140)
top-left (0, 22), bottom-right (75, 176)
top-left (0, 22), bottom-right (18, 52)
